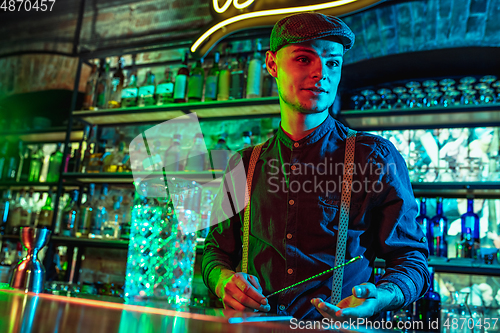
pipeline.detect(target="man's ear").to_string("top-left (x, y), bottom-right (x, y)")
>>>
top-left (265, 50), bottom-right (278, 78)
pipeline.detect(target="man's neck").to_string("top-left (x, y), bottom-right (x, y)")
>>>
top-left (280, 108), bottom-right (329, 142)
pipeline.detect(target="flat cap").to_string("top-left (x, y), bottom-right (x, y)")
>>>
top-left (270, 12), bottom-right (355, 53)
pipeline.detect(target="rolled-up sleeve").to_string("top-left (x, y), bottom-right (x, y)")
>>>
top-left (370, 139), bottom-right (430, 306)
top-left (202, 152), bottom-right (246, 295)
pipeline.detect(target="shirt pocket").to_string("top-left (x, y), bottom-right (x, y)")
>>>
top-left (318, 195), bottom-right (339, 226)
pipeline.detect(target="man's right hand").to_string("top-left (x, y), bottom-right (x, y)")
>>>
top-left (215, 269), bottom-right (271, 312)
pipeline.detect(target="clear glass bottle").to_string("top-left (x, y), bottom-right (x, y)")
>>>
top-left (121, 72), bottom-right (139, 108)
top-left (88, 140), bottom-right (106, 173)
top-left (217, 52), bottom-right (231, 101)
top-left (47, 143), bottom-right (63, 183)
top-left (103, 195), bottom-right (123, 239)
top-left (95, 59), bottom-right (110, 109)
top-left (20, 188), bottom-right (33, 230)
top-left (0, 190), bottom-right (12, 235)
top-left (459, 198), bottom-right (480, 259)
top-left (37, 189), bottom-right (54, 228)
top-left (61, 190), bottom-right (79, 237)
top-left (429, 197), bottom-right (448, 257)
top-left (138, 70), bottom-right (156, 107)
top-left (7, 191), bottom-right (22, 235)
top-left (229, 55), bottom-right (246, 100)
top-left (187, 58), bottom-right (204, 102)
top-left (77, 183), bottom-right (95, 237)
top-left (108, 57), bottom-right (125, 109)
top-left (4, 140), bottom-right (21, 181)
top-left (29, 145), bottom-right (43, 182)
top-left (246, 40), bottom-right (263, 99)
top-left (184, 133), bottom-right (207, 172)
top-left (204, 52), bottom-right (220, 101)
top-left (241, 131), bottom-right (252, 149)
top-left (0, 141), bottom-right (8, 181)
top-left (19, 145), bottom-right (32, 182)
top-left (209, 134), bottom-right (231, 171)
top-left (91, 184), bottom-right (108, 238)
top-left (174, 52), bottom-right (190, 103)
top-left (164, 134), bottom-right (182, 172)
top-left (83, 63), bottom-right (98, 110)
top-left (156, 67), bottom-right (175, 105)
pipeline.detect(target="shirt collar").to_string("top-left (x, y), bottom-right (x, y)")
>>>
top-left (276, 115), bottom-right (336, 149)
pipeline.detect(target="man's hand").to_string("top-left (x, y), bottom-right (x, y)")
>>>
top-left (215, 269), bottom-right (271, 312)
top-left (311, 282), bottom-right (405, 319)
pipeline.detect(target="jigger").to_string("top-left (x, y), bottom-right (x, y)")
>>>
top-left (10, 227), bottom-right (51, 293)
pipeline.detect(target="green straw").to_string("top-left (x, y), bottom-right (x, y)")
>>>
top-left (264, 255), bottom-right (363, 298)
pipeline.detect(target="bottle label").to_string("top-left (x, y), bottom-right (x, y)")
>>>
top-left (156, 82), bottom-right (174, 95)
top-left (139, 85), bottom-right (155, 97)
top-left (174, 74), bottom-right (187, 99)
top-left (122, 88), bottom-right (138, 98)
top-left (205, 75), bottom-right (217, 100)
top-left (246, 59), bottom-right (262, 98)
top-left (188, 75), bottom-right (203, 99)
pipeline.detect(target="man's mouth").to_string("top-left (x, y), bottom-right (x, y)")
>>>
top-left (303, 87), bottom-right (327, 94)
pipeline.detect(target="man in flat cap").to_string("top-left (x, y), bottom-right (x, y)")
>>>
top-left (203, 12), bottom-right (430, 320)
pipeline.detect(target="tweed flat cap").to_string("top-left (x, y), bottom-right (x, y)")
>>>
top-left (270, 12), bottom-right (355, 53)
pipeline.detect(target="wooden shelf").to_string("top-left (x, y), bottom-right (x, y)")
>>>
top-left (411, 182), bottom-right (500, 199)
top-left (0, 127), bottom-right (84, 143)
top-left (340, 103), bottom-right (500, 130)
top-left (62, 172), bottom-right (224, 186)
top-left (73, 97), bottom-right (281, 125)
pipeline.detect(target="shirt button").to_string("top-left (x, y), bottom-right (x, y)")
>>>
top-left (287, 233), bottom-right (292, 239)
top-left (291, 165), bottom-right (296, 171)
top-left (289, 199), bottom-right (294, 205)
top-left (287, 268), bottom-right (293, 274)
top-left (420, 236), bottom-right (427, 243)
top-left (293, 142), bottom-right (299, 148)
top-left (279, 305), bottom-right (286, 311)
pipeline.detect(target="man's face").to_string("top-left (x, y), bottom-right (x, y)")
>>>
top-left (267, 38), bottom-right (344, 114)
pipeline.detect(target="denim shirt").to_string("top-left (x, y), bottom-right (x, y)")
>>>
top-left (202, 115), bottom-right (430, 320)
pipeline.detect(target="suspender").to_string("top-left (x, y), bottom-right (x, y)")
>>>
top-left (241, 129), bottom-right (357, 305)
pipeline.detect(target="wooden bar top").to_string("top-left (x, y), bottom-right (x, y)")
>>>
top-left (0, 288), bottom-right (321, 333)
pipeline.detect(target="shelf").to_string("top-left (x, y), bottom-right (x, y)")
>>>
top-left (411, 182), bottom-right (500, 199)
top-left (51, 236), bottom-right (129, 249)
top-left (375, 256), bottom-right (500, 276)
top-left (0, 181), bottom-right (79, 190)
top-left (62, 172), bottom-right (224, 186)
top-left (340, 103), bottom-right (500, 130)
top-left (0, 127), bottom-right (84, 143)
top-left (72, 97), bottom-right (281, 125)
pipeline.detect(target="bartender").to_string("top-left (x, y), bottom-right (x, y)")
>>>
top-left (202, 12), bottom-right (430, 320)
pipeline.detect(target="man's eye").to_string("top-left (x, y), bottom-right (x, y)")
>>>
top-left (297, 57), bottom-right (309, 63)
top-left (327, 61), bottom-right (340, 67)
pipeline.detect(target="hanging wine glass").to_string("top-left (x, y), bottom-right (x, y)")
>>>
top-left (369, 94), bottom-right (381, 109)
top-left (478, 88), bottom-right (495, 104)
top-left (377, 88), bottom-right (392, 109)
top-left (439, 78), bottom-right (456, 93)
top-left (360, 89), bottom-right (375, 110)
top-left (479, 75), bottom-right (497, 85)
top-left (459, 76), bottom-right (476, 86)
top-left (351, 94), bottom-right (365, 110)
top-left (392, 87), bottom-right (407, 109)
top-left (460, 89), bottom-right (477, 105)
top-left (441, 90), bottom-right (458, 107)
top-left (385, 93), bottom-right (397, 108)
top-left (424, 92), bottom-right (442, 107)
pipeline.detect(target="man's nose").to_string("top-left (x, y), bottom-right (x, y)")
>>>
top-left (311, 61), bottom-right (327, 80)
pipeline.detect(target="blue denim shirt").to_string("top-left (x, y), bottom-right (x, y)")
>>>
top-left (202, 115), bottom-right (430, 320)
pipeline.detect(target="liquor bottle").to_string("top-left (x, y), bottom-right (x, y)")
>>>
top-left (138, 70), bottom-right (156, 107)
top-left (108, 57), bottom-right (125, 108)
top-left (120, 193), bottom-right (132, 241)
top-left (121, 72), bottom-right (139, 108)
top-left (246, 40), bottom-right (263, 99)
top-left (4, 140), bottom-right (22, 181)
top-left (429, 197), bottom-right (448, 257)
top-left (229, 55), bottom-right (246, 100)
top-left (0, 190), bottom-right (12, 235)
top-left (38, 146), bottom-right (50, 183)
top-left (164, 134), bottom-right (182, 172)
top-left (77, 184), bottom-right (95, 237)
top-left (0, 246), bottom-right (12, 283)
top-left (19, 145), bottom-right (32, 182)
top-left (414, 267), bottom-right (440, 332)
top-left (30, 190), bottom-right (44, 227)
top-left (108, 141), bottom-right (128, 172)
top-left (29, 145), bottom-right (43, 182)
top-left (91, 184), bottom-right (108, 238)
top-left (416, 198), bottom-right (430, 237)
top-left (19, 188), bottom-right (33, 230)
top-left (156, 67), bottom-right (175, 105)
top-left (95, 59), bottom-right (110, 109)
top-left (47, 143), bottom-right (63, 183)
top-left (174, 52), bottom-right (190, 103)
top-left (187, 58), bottom-right (204, 102)
top-left (209, 134), bottom-right (231, 171)
top-left (64, 148), bottom-right (74, 173)
top-left (262, 63), bottom-right (278, 97)
top-left (103, 195), bottom-right (123, 239)
top-left (83, 64), bottom-right (98, 110)
top-left (460, 198), bottom-right (480, 258)
top-left (217, 60), bottom-right (231, 101)
top-left (37, 189), bottom-right (54, 228)
top-left (241, 131), bottom-right (252, 149)
top-left (456, 227), bottom-right (475, 259)
top-left (6, 191), bottom-right (22, 235)
top-left (0, 141), bottom-right (8, 181)
top-left (184, 133), bottom-right (207, 172)
top-left (88, 139), bottom-right (106, 173)
top-left (61, 190), bottom-right (79, 237)
top-left (204, 52), bottom-right (220, 101)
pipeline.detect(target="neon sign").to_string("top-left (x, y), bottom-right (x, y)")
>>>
top-left (191, 0), bottom-right (386, 57)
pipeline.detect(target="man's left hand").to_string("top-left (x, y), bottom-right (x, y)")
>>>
top-left (311, 282), bottom-right (404, 319)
